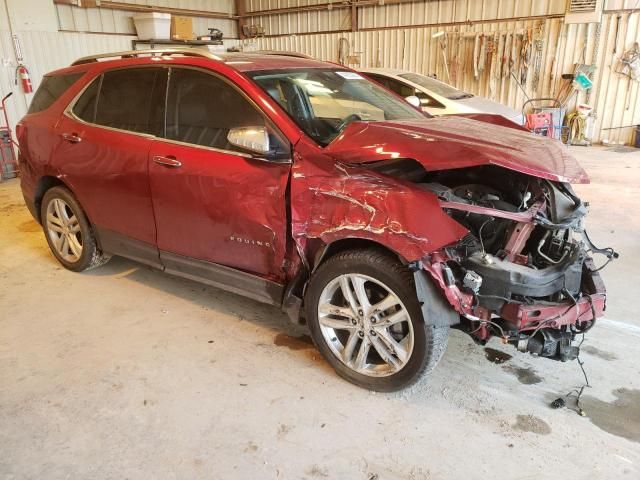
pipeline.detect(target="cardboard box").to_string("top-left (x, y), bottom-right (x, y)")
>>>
top-left (171, 16), bottom-right (193, 40)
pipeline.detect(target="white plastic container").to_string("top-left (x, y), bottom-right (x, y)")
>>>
top-left (133, 12), bottom-right (171, 40)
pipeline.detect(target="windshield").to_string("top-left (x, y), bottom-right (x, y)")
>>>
top-left (249, 69), bottom-right (425, 145)
top-left (398, 72), bottom-right (473, 100)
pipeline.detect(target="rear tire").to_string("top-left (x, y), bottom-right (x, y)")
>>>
top-left (305, 248), bottom-right (449, 392)
top-left (41, 186), bottom-right (110, 272)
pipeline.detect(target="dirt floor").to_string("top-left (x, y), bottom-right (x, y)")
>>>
top-left (1, 146), bottom-right (639, 479)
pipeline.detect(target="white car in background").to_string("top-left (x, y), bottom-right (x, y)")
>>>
top-left (360, 68), bottom-right (524, 125)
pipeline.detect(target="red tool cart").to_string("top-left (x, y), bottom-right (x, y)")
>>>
top-left (1, 92), bottom-right (19, 181)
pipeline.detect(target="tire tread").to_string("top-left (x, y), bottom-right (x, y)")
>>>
top-left (306, 247), bottom-right (449, 391)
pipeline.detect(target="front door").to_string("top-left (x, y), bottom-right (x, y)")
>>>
top-left (148, 67), bottom-right (291, 287)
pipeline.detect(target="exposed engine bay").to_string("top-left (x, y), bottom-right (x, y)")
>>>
top-left (366, 160), bottom-right (618, 362)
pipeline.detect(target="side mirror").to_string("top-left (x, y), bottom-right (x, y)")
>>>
top-left (227, 126), bottom-right (270, 154)
top-left (405, 95), bottom-right (421, 108)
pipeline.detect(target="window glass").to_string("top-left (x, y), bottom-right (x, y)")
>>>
top-left (28, 72), bottom-right (83, 114)
top-left (94, 68), bottom-right (166, 136)
top-left (416, 91), bottom-right (446, 109)
top-left (166, 68), bottom-right (271, 152)
top-left (399, 72), bottom-right (473, 100)
top-left (386, 77), bottom-right (446, 109)
top-left (364, 73), bottom-right (390, 89)
top-left (385, 77), bottom-right (417, 97)
top-left (250, 69), bottom-right (424, 146)
top-left (72, 76), bottom-right (100, 123)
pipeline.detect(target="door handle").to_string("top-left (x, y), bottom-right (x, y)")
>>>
top-left (153, 155), bottom-right (182, 168)
top-left (62, 133), bottom-right (82, 144)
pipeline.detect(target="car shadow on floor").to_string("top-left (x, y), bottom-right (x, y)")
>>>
top-left (85, 255), bottom-right (314, 345)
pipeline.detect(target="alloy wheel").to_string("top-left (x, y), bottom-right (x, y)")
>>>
top-left (45, 198), bottom-right (83, 263)
top-left (317, 273), bottom-right (415, 377)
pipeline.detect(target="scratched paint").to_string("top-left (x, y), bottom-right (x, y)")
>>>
top-left (289, 139), bottom-right (468, 267)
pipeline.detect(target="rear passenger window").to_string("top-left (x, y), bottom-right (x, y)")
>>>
top-left (166, 68), bottom-right (265, 151)
top-left (72, 76), bottom-right (100, 123)
top-left (28, 72), bottom-right (83, 114)
top-left (95, 68), bottom-right (166, 136)
top-left (72, 68), bottom-right (166, 136)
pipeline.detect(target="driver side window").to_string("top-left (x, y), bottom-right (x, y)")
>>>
top-left (166, 68), bottom-right (288, 156)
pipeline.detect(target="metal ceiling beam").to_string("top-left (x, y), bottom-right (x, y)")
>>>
top-left (54, 0), bottom-right (441, 21)
top-left (53, 0), bottom-right (235, 20)
top-left (259, 12), bottom-right (566, 38)
top-left (241, 0), bottom-right (439, 19)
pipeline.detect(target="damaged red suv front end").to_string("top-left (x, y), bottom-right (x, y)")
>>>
top-left (288, 112), bottom-right (614, 362)
top-left (416, 166), bottom-right (607, 361)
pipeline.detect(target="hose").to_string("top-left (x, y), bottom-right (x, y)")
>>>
top-left (566, 112), bottom-right (587, 144)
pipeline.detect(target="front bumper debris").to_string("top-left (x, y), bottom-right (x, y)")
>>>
top-left (419, 253), bottom-right (606, 344)
top-left (500, 259), bottom-right (605, 331)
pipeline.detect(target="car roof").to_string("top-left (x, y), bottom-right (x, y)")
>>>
top-left (253, 50), bottom-right (314, 59)
top-left (55, 49), bottom-right (334, 77)
top-left (359, 67), bottom-right (463, 98)
top-left (359, 67), bottom-right (410, 76)
top-left (215, 52), bottom-right (331, 72)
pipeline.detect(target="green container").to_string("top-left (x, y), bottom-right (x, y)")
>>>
top-left (573, 72), bottom-right (593, 90)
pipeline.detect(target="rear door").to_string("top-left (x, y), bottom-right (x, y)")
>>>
top-left (148, 67), bottom-right (291, 285)
top-left (54, 67), bottom-right (167, 265)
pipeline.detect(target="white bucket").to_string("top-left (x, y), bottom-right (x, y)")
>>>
top-left (133, 13), bottom-right (171, 40)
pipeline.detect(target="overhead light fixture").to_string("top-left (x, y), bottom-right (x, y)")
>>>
top-left (432, 31), bottom-right (445, 38)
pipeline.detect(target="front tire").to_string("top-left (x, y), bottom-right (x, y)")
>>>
top-left (41, 186), bottom-right (110, 272)
top-left (305, 248), bottom-right (449, 392)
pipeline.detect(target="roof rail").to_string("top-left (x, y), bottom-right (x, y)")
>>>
top-left (71, 48), bottom-right (222, 66)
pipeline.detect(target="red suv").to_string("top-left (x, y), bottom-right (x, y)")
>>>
top-left (18, 49), bottom-right (613, 391)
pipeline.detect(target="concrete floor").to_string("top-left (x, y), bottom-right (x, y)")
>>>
top-left (1, 146), bottom-right (639, 479)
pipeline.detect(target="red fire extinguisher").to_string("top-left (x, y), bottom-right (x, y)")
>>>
top-left (15, 64), bottom-right (33, 94)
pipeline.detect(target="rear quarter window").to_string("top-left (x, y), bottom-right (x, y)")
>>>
top-left (28, 72), bottom-right (84, 114)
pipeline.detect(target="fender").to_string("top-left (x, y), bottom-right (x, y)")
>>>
top-left (289, 149), bottom-right (468, 267)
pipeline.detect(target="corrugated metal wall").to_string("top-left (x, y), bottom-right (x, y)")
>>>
top-left (247, 0), bottom-right (640, 144)
top-left (0, 0), bottom-right (238, 135)
top-left (0, 28), bottom-right (136, 140)
top-left (55, 0), bottom-right (237, 38)
top-left (245, 0), bottom-right (568, 34)
top-left (245, 0), bottom-right (350, 34)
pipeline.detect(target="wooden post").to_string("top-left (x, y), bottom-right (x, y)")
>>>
top-left (351, 2), bottom-right (358, 32)
top-left (236, 0), bottom-right (247, 39)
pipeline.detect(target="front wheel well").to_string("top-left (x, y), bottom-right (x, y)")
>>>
top-left (312, 238), bottom-right (407, 272)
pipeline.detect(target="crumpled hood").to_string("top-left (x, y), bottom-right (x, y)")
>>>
top-left (324, 116), bottom-right (589, 184)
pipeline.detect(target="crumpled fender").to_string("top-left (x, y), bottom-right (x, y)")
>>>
top-left (290, 146), bottom-right (468, 266)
